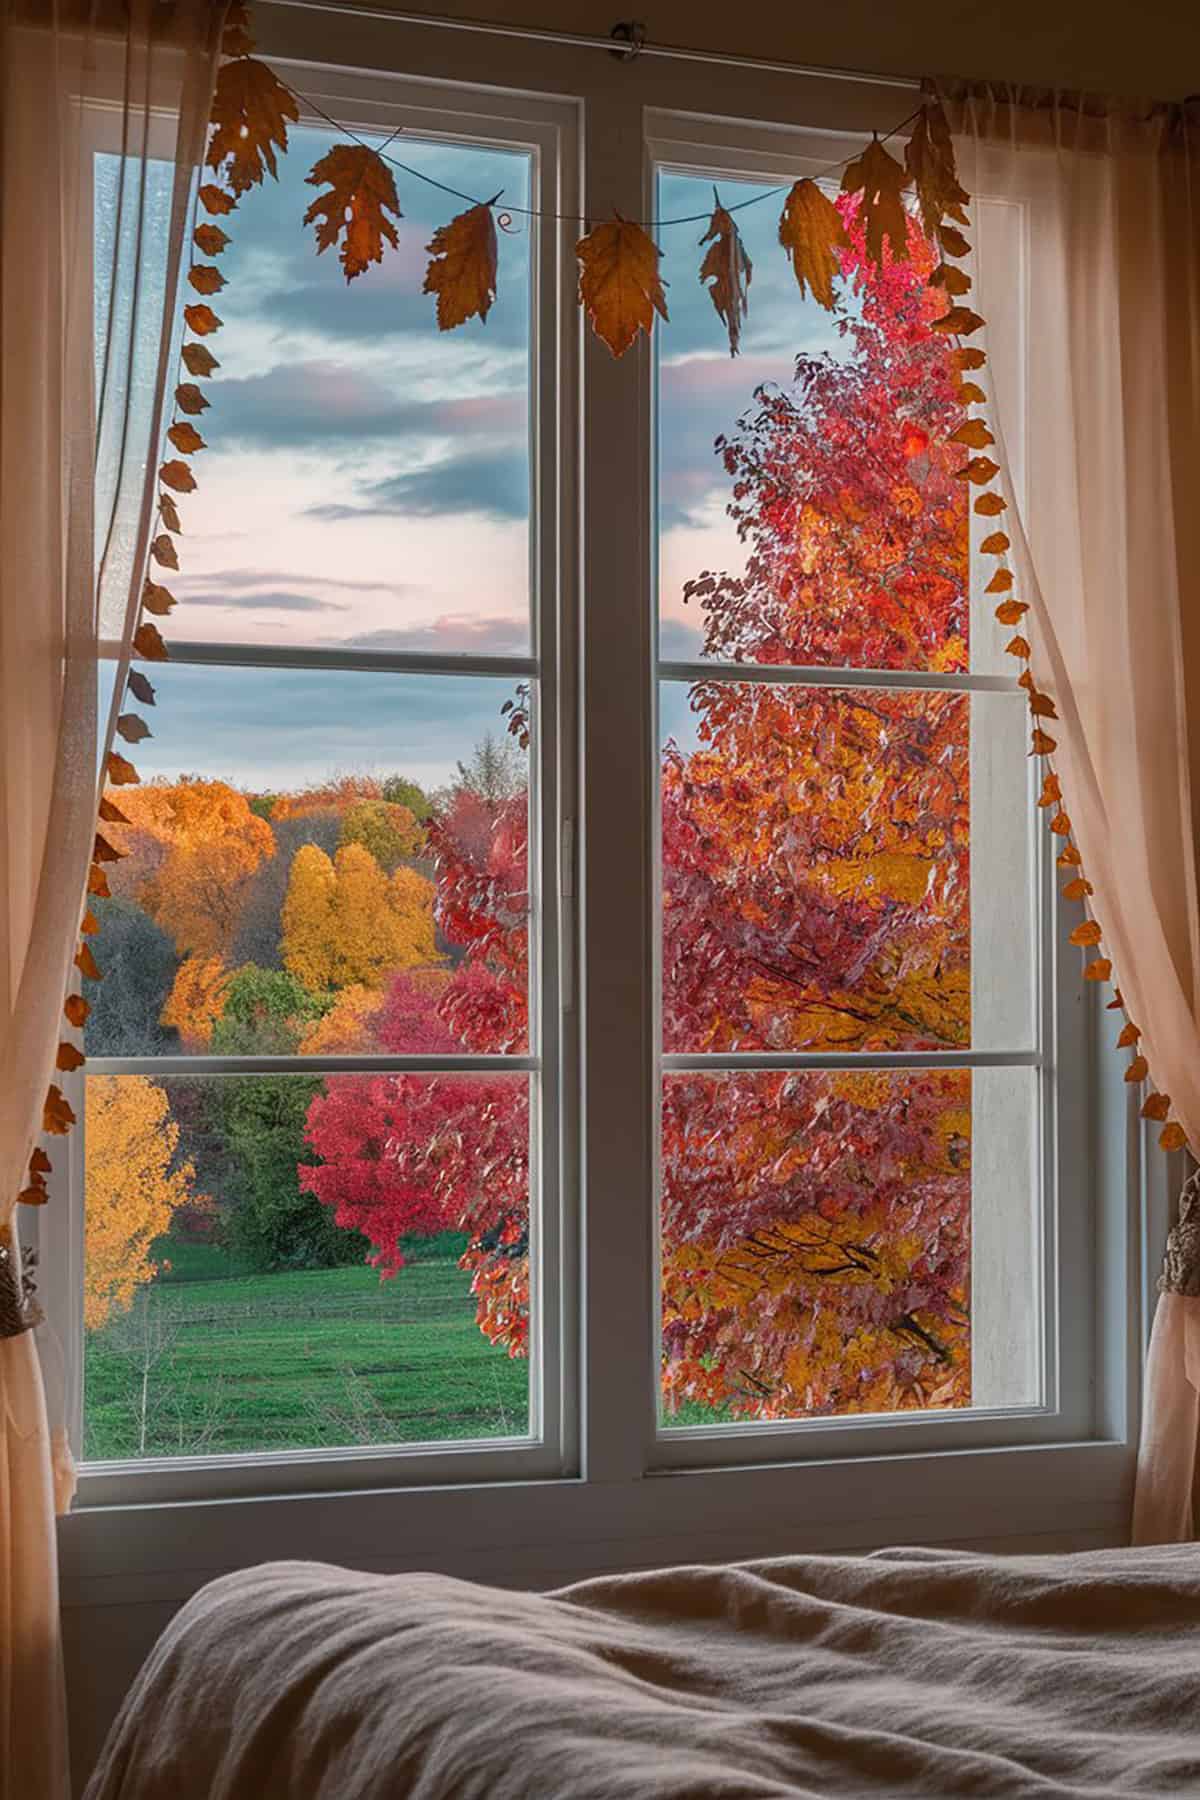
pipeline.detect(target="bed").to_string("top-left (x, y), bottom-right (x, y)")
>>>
top-left (84, 1544), bottom-right (1200, 1797)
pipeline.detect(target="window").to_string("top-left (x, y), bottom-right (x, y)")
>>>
top-left (50, 24), bottom-right (1123, 1539)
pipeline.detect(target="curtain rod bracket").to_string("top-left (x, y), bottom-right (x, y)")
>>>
top-left (609, 20), bottom-right (646, 62)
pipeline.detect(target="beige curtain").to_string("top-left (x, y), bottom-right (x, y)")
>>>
top-left (0, 4), bottom-right (224, 1794)
top-left (943, 87), bottom-right (1200, 1543)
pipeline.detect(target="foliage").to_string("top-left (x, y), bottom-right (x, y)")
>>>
top-left (119, 779), bottom-right (275, 958)
top-left (423, 203), bottom-right (498, 330)
top-left (381, 774), bottom-right (433, 821)
top-left (210, 964), bottom-right (329, 1055)
top-left (84, 1077), bottom-right (204, 1329)
top-left (699, 198), bottom-right (752, 357)
top-left (296, 984), bottom-right (383, 1056)
top-left (281, 841), bottom-right (439, 992)
top-left (231, 808), bottom-right (341, 970)
top-left (339, 798), bottom-right (423, 871)
top-left (82, 897), bottom-right (180, 1057)
top-left (217, 1073), bottom-right (361, 1271)
top-left (160, 954), bottom-right (230, 1049)
top-left (576, 215), bottom-right (668, 357)
top-left (305, 144), bottom-right (401, 280)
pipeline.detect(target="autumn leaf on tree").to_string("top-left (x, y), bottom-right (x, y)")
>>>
top-left (905, 103), bottom-right (970, 241)
top-left (841, 138), bottom-right (911, 267)
top-left (576, 215), bottom-right (668, 358)
top-left (778, 179), bottom-right (848, 312)
top-left (424, 202), bottom-right (499, 330)
top-left (305, 144), bottom-right (402, 281)
top-left (699, 196), bottom-right (752, 356)
top-left (207, 57), bottom-right (299, 195)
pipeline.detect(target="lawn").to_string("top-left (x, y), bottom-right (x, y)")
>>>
top-left (83, 1249), bottom-right (529, 1461)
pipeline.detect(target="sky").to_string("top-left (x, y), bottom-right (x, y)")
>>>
top-left (96, 132), bottom-right (849, 790)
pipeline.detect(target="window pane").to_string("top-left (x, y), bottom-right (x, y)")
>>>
top-left (660, 1064), bottom-right (1039, 1425)
top-left (657, 165), bottom-right (1007, 676)
top-left (98, 123), bottom-right (533, 653)
top-left (88, 666), bottom-right (531, 1057)
top-left (82, 1071), bottom-right (531, 1459)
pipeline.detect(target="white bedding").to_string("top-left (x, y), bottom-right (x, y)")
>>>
top-left (84, 1544), bottom-right (1200, 1797)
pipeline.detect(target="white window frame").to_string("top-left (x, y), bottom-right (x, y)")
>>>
top-left (49, 3), bottom-right (1161, 1589)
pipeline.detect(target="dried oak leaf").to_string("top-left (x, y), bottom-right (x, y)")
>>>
top-left (142, 581), bottom-right (175, 617)
top-left (133, 621), bottom-right (169, 661)
top-left (168, 422), bottom-right (206, 455)
top-left (953, 345), bottom-right (987, 371)
top-left (184, 304), bottom-right (222, 336)
top-left (64, 996), bottom-right (89, 1028)
top-left (1049, 809), bottom-right (1071, 834)
top-left (1142, 1092), bottom-right (1171, 1121)
top-left (952, 418), bottom-right (995, 450)
top-left (17, 1180), bottom-right (47, 1207)
top-left (30, 1148), bottom-right (53, 1176)
top-left (182, 342), bottom-right (220, 377)
top-left (107, 752), bottom-right (139, 786)
top-left (188, 264), bottom-right (225, 296)
top-left (700, 198), bottom-right (752, 356)
top-left (44, 1085), bottom-right (76, 1135)
top-left (198, 183), bottom-right (237, 216)
top-left (151, 533), bottom-right (178, 570)
top-left (159, 493), bottom-right (182, 533)
top-left (56, 1042), bottom-right (85, 1073)
top-left (175, 383), bottom-right (210, 416)
top-left (1117, 1022), bottom-right (1141, 1047)
top-left (1160, 1122), bottom-right (1189, 1152)
top-left (425, 203), bottom-right (499, 330)
top-left (1124, 1054), bottom-right (1150, 1083)
top-left (905, 102), bottom-right (970, 240)
top-left (1030, 728), bottom-right (1057, 755)
top-left (207, 57), bottom-right (299, 195)
top-left (840, 138), bottom-right (910, 268)
top-left (127, 670), bottom-right (156, 706)
top-left (194, 223), bottom-right (231, 257)
top-left (1037, 774), bottom-right (1061, 807)
top-left (117, 713), bottom-right (151, 744)
top-left (577, 215), bottom-right (668, 358)
top-left (159, 459), bottom-right (196, 494)
top-left (1029, 692), bottom-right (1058, 719)
top-left (778, 179), bottom-right (847, 312)
top-left (222, 1), bottom-right (255, 57)
top-left (304, 143), bottom-right (401, 281)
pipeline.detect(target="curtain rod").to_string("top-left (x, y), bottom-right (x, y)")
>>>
top-left (256, 0), bottom-right (925, 94)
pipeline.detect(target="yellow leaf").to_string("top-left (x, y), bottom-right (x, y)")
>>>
top-left (1057, 844), bottom-right (1082, 867)
top-left (699, 198), bottom-right (753, 355)
top-left (304, 143), bottom-right (402, 281)
top-left (1070, 919), bottom-right (1103, 946)
top-left (980, 530), bottom-right (1010, 554)
top-left (1030, 728), bottom-right (1057, 755)
top-left (184, 303), bottom-right (222, 337)
top-left (1160, 1122), bottom-right (1189, 1152)
top-left (142, 581), bottom-right (175, 617)
top-left (187, 263), bottom-right (225, 296)
top-left (931, 305), bottom-right (986, 337)
top-left (107, 752), bottom-right (139, 786)
top-left (1062, 877), bottom-right (1094, 901)
top-left (1124, 1054), bottom-right (1150, 1083)
top-left (175, 383), bottom-right (209, 416)
top-left (994, 599), bottom-right (1029, 625)
top-left (975, 491), bottom-right (1007, 515)
top-left (75, 941), bottom-right (102, 980)
top-left (577, 214), bottom-right (668, 358)
top-left (193, 222), bottom-right (230, 257)
top-left (160, 493), bottom-right (182, 533)
top-left (198, 183), bottom-right (237, 216)
top-left (159, 459), bottom-right (196, 494)
top-left (1049, 809), bottom-right (1072, 835)
top-left (956, 454), bottom-right (1000, 484)
top-left (777, 179), bottom-right (847, 311)
top-left (1037, 773), bottom-right (1061, 807)
top-left (951, 418), bottom-right (995, 450)
top-left (207, 57), bottom-right (299, 195)
top-left (984, 566), bottom-right (1013, 590)
top-left (841, 137), bottom-right (910, 267)
top-left (133, 621), bottom-right (169, 661)
top-left (1142, 1092), bottom-right (1171, 1121)
top-left (1005, 634), bottom-right (1030, 658)
top-left (167, 421), bottom-right (206, 455)
top-left (1083, 958), bottom-right (1112, 981)
top-left (181, 342), bottom-right (220, 377)
top-left (64, 995), bottom-right (89, 1028)
top-left (56, 1042), bottom-right (85, 1073)
top-left (1117, 1021), bottom-right (1141, 1047)
top-left (930, 261), bottom-right (972, 295)
top-left (905, 102), bottom-right (970, 239)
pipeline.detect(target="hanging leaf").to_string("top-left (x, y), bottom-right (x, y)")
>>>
top-left (188, 264), bottom-right (225, 296)
top-left (1161, 1123), bottom-right (1189, 1152)
top-left (980, 530), bottom-right (1010, 554)
top-left (75, 941), bottom-right (102, 980)
top-left (939, 225), bottom-right (972, 260)
top-left (167, 422), bottom-right (206, 455)
top-left (1084, 959), bottom-right (1112, 982)
top-left (150, 533), bottom-right (178, 570)
top-left (953, 346), bottom-right (987, 371)
top-left (207, 58), bottom-right (299, 195)
top-left (424, 203), bottom-right (500, 330)
top-left (699, 197), bottom-right (752, 356)
top-left (128, 670), bottom-right (156, 706)
top-left (957, 455), bottom-right (1000, 484)
top-left (1058, 845), bottom-right (1083, 867)
top-left (1030, 728), bottom-right (1057, 755)
top-left (1070, 920), bottom-right (1103, 947)
top-left (1142, 1093), bottom-right (1171, 1121)
top-left (304, 143), bottom-right (402, 281)
top-left (1062, 877), bottom-right (1094, 900)
top-left (29, 1148), bottom-right (52, 1177)
top-left (56, 1042), bottom-right (86, 1073)
top-left (930, 262), bottom-right (972, 296)
top-left (64, 996), bottom-right (89, 1028)
top-left (1124, 1055), bottom-right (1150, 1083)
top-left (1029, 692), bottom-right (1058, 719)
top-left (1049, 810), bottom-right (1072, 835)
top-left (994, 600), bottom-right (1029, 625)
top-left (198, 184), bottom-right (237, 216)
top-left (576, 215), bottom-right (668, 358)
top-left (43, 1086), bottom-right (76, 1135)
top-left (184, 304), bottom-right (223, 336)
top-left (1005, 634), bottom-right (1031, 658)
top-left (905, 102), bottom-right (970, 239)
top-left (134, 621), bottom-right (169, 661)
top-left (777, 179), bottom-right (847, 311)
top-left (222, 0), bottom-right (255, 56)
top-left (159, 460), bottom-right (196, 494)
top-left (1116, 1021), bottom-right (1141, 1047)
top-left (931, 305), bottom-right (985, 337)
top-left (193, 223), bottom-right (231, 257)
top-left (984, 566), bottom-right (1012, 590)
top-left (87, 864), bottom-right (111, 897)
top-left (840, 138), bottom-right (910, 267)
top-left (182, 342), bottom-right (220, 377)
top-left (952, 419), bottom-right (995, 450)
top-left (958, 379), bottom-right (987, 404)
top-left (175, 383), bottom-right (209, 416)
top-left (142, 581), bottom-right (175, 617)
top-left (116, 714), bottom-right (151, 744)
top-left (975, 492), bottom-right (1007, 516)
top-left (160, 493), bottom-right (182, 533)
top-left (107, 752), bottom-right (139, 786)
top-left (1036, 773), bottom-right (1061, 807)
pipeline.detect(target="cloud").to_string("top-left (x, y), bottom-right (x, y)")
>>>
top-left (176, 591), bottom-right (347, 614)
top-left (306, 449), bottom-right (529, 523)
top-left (658, 615), bottom-right (705, 660)
top-left (172, 567), bottom-right (404, 597)
top-left (345, 614), bottom-right (530, 656)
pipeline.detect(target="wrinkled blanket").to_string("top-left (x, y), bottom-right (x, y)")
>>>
top-left (85, 1545), bottom-right (1200, 1797)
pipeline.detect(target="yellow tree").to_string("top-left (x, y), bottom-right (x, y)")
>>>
top-left (282, 842), bottom-right (440, 990)
top-left (279, 841), bottom-right (338, 990)
top-left (160, 954), bottom-right (231, 1049)
top-left (84, 1076), bottom-right (203, 1330)
top-left (137, 780), bottom-right (275, 958)
top-left (296, 983), bottom-right (382, 1054)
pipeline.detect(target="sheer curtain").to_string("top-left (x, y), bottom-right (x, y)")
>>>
top-left (0, 3), bottom-right (224, 1793)
top-left (942, 86), bottom-right (1200, 1542)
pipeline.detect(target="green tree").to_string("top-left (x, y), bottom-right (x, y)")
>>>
top-left (339, 799), bottom-right (423, 872)
top-left (381, 773), bottom-right (433, 820)
top-left (219, 1073), bottom-right (363, 1271)
top-left (211, 964), bottom-right (329, 1055)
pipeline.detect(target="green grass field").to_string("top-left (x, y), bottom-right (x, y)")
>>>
top-left (83, 1248), bottom-right (529, 1461)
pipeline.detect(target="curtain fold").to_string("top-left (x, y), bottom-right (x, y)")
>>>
top-left (942, 85), bottom-right (1200, 1544)
top-left (0, 4), bottom-right (225, 1794)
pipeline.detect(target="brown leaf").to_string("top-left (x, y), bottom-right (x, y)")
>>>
top-left (1116, 1021), bottom-right (1141, 1046)
top-left (1070, 920), bottom-right (1103, 946)
top-left (777, 179), bottom-right (847, 311)
top-left (159, 493), bottom-right (182, 534)
top-left (81, 909), bottom-right (99, 934)
top-left (699, 198), bottom-right (752, 355)
top-left (1124, 1055), bottom-right (1150, 1083)
top-left (1049, 809), bottom-right (1072, 835)
top-left (939, 224), bottom-right (972, 259)
top-left (304, 143), bottom-right (402, 281)
top-left (30, 1148), bottom-right (53, 1176)
top-left (905, 102), bottom-right (970, 239)
top-left (994, 599), bottom-right (1029, 625)
top-left (424, 203), bottom-right (500, 331)
top-left (222, 0), bottom-right (254, 56)
top-left (188, 263), bottom-right (226, 296)
top-left (1018, 670), bottom-right (1035, 692)
top-left (1029, 692), bottom-right (1058, 719)
top-left (1083, 958), bottom-right (1112, 982)
top-left (958, 379), bottom-right (987, 404)
top-left (64, 996), bottom-right (89, 1028)
top-left (957, 455), bottom-right (1000, 484)
top-left (974, 491), bottom-right (1007, 516)
top-left (1005, 634), bottom-right (1031, 658)
top-left (87, 863), bottom-right (112, 897)
top-left (577, 215), bottom-right (668, 358)
top-left (98, 796), bottom-right (129, 824)
top-left (74, 942), bottom-right (101, 980)
top-left (840, 138), bottom-right (910, 267)
top-left (184, 303), bottom-right (223, 337)
top-left (930, 261), bottom-right (972, 296)
top-left (1062, 877), bottom-right (1094, 900)
top-left (128, 670), bottom-right (156, 706)
top-left (151, 532), bottom-right (178, 570)
top-left (207, 57), bottom-right (299, 195)
top-left (1030, 728), bottom-right (1057, 755)
top-left (951, 418), bottom-right (994, 450)
top-left (1142, 1092), bottom-right (1171, 1121)
top-left (1057, 844), bottom-right (1083, 867)
top-left (107, 752), bottom-right (139, 786)
top-left (181, 342), bottom-right (220, 377)
top-left (198, 183), bottom-right (237, 216)
top-left (953, 346), bottom-right (987, 371)
top-left (117, 713), bottom-right (151, 744)
top-left (193, 222), bottom-right (231, 257)
top-left (1160, 1122), bottom-right (1189, 1152)
top-left (980, 530), bottom-right (1010, 554)
top-left (17, 1182), bottom-right (47, 1207)
top-left (931, 305), bottom-right (986, 337)
top-left (167, 421), bottom-right (206, 455)
top-left (1107, 988), bottom-right (1125, 1008)
top-left (142, 580), bottom-right (176, 617)
top-left (984, 566), bottom-right (1013, 591)
top-left (1036, 773), bottom-right (1061, 807)
top-left (133, 621), bottom-right (169, 661)
top-left (175, 383), bottom-right (210, 415)
top-left (159, 459), bottom-right (196, 493)
top-left (43, 1084), bottom-right (76, 1135)
top-left (56, 1042), bottom-right (85, 1073)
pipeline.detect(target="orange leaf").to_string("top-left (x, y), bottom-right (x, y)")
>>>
top-left (777, 179), bottom-right (847, 311)
top-left (424, 202), bottom-right (499, 331)
top-left (980, 530), bottom-right (1010, 554)
top-left (1107, 988), bottom-right (1125, 1009)
top-left (188, 263), bottom-right (225, 296)
top-left (56, 1042), bottom-right (85, 1073)
top-left (1036, 773), bottom-right (1061, 807)
top-left (1062, 877), bottom-right (1094, 901)
top-left (160, 492), bottom-right (182, 533)
top-left (98, 796), bottom-right (128, 824)
top-left (905, 102), bottom-right (970, 239)
top-left (699, 197), bottom-right (753, 355)
top-left (1084, 958), bottom-right (1112, 982)
top-left (939, 224), bottom-right (972, 259)
top-left (207, 57), bottom-right (299, 194)
top-left (1029, 692), bottom-right (1058, 719)
top-left (951, 418), bottom-right (994, 450)
top-left (80, 909), bottom-right (99, 934)
top-left (1030, 728), bottom-right (1057, 755)
top-left (87, 863), bottom-right (111, 897)
top-left (43, 1085), bottom-right (76, 1135)
top-left (304, 143), bottom-right (402, 281)
top-left (75, 941), bottom-right (101, 979)
top-left (1160, 1122), bottom-right (1189, 1152)
top-left (184, 303), bottom-right (222, 337)
top-left (1049, 810), bottom-right (1072, 835)
top-left (198, 183), bottom-right (237, 216)
top-left (840, 137), bottom-right (911, 267)
top-left (30, 1148), bottom-right (52, 1176)
top-left (956, 454), bottom-right (1000, 484)
top-left (1057, 845), bottom-right (1083, 867)
top-left (985, 567), bottom-right (1013, 591)
top-left (107, 751), bottom-right (139, 786)
top-left (193, 222), bottom-right (230, 257)
top-left (930, 261), bottom-right (972, 295)
top-left (1116, 1022), bottom-right (1141, 1047)
top-left (1070, 920), bottom-right (1103, 946)
top-left (64, 995), bottom-right (89, 1028)
top-left (159, 459), bottom-right (196, 493)
top-left (975, 491), bottom-right (1007, 515)
top-left (133, 621), bottom-right (169, 661)
top-left (222, 0), bottom-right (254, 55)
top-left (17, 1183), bottom-right (47, 1207)
top-left (931, 305), bottom-right (986, 337)
top-left (1005, 634), bottom-right (1031, 658)
top-left (577, 214), bottom-right (668, 358)
top-left (1142, 1092), bottom-right (1171, 1121)
top-left (995, 600), bottom-right (1029, 625)
top-left (954, 346), bottom-right (987, 371)
top-left (958, 380), bottom-right (987, 404)
top-left (181, 342), bottom-right (220, 377)
top-left (151, 532), bottom-right (178, 569)
top-left (1124, 1055), bottom-right (1150, 1083)
top-left (167, 421), bottom-right (206, 455)
top-left (142, 581), bottom-right (175, 617)
top-left (175, 383), bottom-right (209, 416)
top-left (116, 713), bottom-right (151, 744)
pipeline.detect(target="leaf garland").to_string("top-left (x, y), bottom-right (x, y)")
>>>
top-left (840, 137), bottom-right (911, 268)
top-left (424, 203), bottom-right (500, 330)
top-left (206, 57), bottom-right (299, 195)
top-left (699, 196), bottom-right (752, 357)
top-left (778, 179), bottom-right (848, 312)
top-left (577, 215), bottom-right (669, 358)
top-left (304, 144), bottom-right (402, 281)
top-left (905, 100), bottom-right (970, 241)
